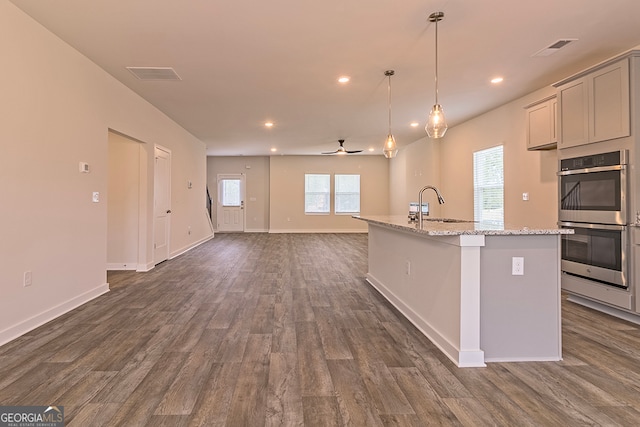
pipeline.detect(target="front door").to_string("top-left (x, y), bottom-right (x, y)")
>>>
top-left (217, 174), bottom-right (244, 232)
top-left (154, 146), bottom-right (171, 264)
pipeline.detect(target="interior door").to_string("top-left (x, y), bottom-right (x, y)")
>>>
top-left (217, 174), bottom-right (245, 232)
top-left (154, 146), bottom-right (171, 264)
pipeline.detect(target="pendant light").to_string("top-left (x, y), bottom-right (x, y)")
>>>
top-left (425, 11), bottom-right (447, 139)
top-left (383, 70), bottom-right (398, 159)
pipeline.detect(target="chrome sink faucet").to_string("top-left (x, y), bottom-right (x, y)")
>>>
top-left (418, 185), bottom-right (445, 227)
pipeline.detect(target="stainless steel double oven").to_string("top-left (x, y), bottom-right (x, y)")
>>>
top-left (558, 150), bottom-right (628, 289)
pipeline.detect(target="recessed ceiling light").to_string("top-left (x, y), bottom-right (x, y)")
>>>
top-left (410, 122), bottom-right (420, 128)
top-left (270, 148), bottom-right (277, 152)
top-left (264, 122), bottom-right (274, 128)
top-left (338, 76), bottom-right (350, 84)
top-left (368, 148), bottom-right (375, 152)
top-left (491, 77), bottom-right (504, 84)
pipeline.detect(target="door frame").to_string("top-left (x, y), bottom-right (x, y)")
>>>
top-left (153, 145), bottom-right (172, 263)
top-left (216, 173), bottom-right (245, 232)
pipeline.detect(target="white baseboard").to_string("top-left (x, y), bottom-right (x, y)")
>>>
top-left (0, 283), bottom-right (110, 347)
top-left (106, 263), bottom-right (138, 271)
top-left (169, 233), bottom-right (215, 260)
top-left (269, 228), bottom-right (368, 234)
top-left (136, 262), bottom-right (154, 272)
top-left (366, 273), bottom-right (485, 368)
top-left (244, 228), bottom-right (269, 233)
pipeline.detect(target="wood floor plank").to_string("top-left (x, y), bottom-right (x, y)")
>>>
top-left (389, 367), bottom-right (463, 425)
top-left (225, 334), bottom-right (271, 426)
top-left (296, 321), bottom-right (334, 396)
top-left (266, 352), bottom-right (304, 426)
top-left (301, 396), bottom-right (342, 427)
top-left (326, 359), bottom-right (384, 426)
top-left (106, 351), bottom-right (189, 426)
top-left (3, 233), bottom-right (640, 425)
top-left (66, 403), bottom-right (121, 427)
top-left (154, 350), bottom-right (216, 415)
top-left (187, 362), bottom-right (240, 426)
top-left (313, 307), bottom-right (353, 360)
top-left (503, 362), bottom-right (623, 425)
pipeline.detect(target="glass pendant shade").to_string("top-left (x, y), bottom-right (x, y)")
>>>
top-left (425, 103), bottom-right (447, 138)
top-left (383, 134), bottom-right (398, 159)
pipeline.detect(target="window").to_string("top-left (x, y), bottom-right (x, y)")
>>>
top-left (473, 145), bottom-right (504, 226)
top-left (335, 174), bottom-right (360, 214)
top-left (305, 174), bottom-right (330, 213)
top-left (221, 179), bottom-right (241, 206)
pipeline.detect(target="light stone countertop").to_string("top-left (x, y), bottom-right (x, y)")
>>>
top-left (353, 215), bottom-right (574, 236)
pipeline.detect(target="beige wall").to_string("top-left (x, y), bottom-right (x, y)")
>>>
top-left (207, 156), bottom-right (270, 232)
top-left (269, 155), bottom-right (390, 232)
top-left (389, 135), bottom-right (442, 216)
top-left (0, 2), bottom-right (212, 344)
top-left (438, 86), bottom-right (559, 228)
top-left (390, 86), bottom-right (559, 228)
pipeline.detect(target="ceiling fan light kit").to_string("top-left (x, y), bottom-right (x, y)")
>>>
top-left (383, 70), bottom-right (399, 159)
top-left (322, 139), bottom-right (363, 155)
top-left (425, 11), bottom-right (448, 139)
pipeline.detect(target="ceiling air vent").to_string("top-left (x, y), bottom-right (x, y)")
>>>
top-left (532, 39), bottom-right (577, 57)
top-left (126, 67), bottom-right (182, 81)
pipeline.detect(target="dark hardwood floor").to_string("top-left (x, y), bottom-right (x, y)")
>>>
top-left (1, 233), bottom-right (640, 426)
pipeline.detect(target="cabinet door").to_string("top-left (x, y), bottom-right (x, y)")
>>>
top-left (526, 99), bottom-right (555, 150)
top-left (558, 78), bottom-right (589, 148)
top-left (590, 59), bottom-right (630, 143)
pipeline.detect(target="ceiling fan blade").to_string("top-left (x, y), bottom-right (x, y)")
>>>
top-left (321, 139), bottom-right (361, 154)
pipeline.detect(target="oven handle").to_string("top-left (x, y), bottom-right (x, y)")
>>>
top-left (558, 221), bottom-right (625, 231)
top-left (557, 164), bottom-right (625, 176)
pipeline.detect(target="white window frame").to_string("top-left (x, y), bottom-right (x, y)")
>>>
top-left (473, 145), bottom-right (504, 227)
top-left (304, 174), bottom-right (331, 214)
top-left (334, 174), bottom-right (361, 215)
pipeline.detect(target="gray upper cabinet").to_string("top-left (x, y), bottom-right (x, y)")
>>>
top-left (555, 58), bottom-right (630, 149)
top-left (525, 95), bottom-right (557, 150)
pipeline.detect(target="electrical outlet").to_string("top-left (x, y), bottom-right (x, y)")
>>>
top-left (512, 257), bottom-right (524, 275)
top-left (522, 192), bottom-right (529, 201)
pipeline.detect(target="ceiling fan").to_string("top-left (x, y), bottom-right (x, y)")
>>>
top-left (322, 139), bottom-right (363, 155)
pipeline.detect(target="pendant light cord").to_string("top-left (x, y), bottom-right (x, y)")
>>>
top-left (434, 16), bottom-right (439, 105)
top-left (384, 70), bottom-right (395, 135)
top-left (388, 74), bottom-right (392, 134)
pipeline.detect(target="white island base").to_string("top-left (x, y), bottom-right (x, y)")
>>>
top-left (359, 218), bottom-right (565, 368)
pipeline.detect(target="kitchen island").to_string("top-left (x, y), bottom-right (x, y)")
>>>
top-left (353, 215), bottom-right (573, 368)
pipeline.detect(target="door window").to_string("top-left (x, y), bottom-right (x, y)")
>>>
top-left (221, 179), bottom-right (241, 207)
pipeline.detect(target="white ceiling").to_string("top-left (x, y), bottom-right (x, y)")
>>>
top-left (9, 0), bottom-right (640, 156)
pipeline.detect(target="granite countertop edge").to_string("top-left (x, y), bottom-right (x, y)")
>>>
top-left (352, 215), bottom-right (574, 236)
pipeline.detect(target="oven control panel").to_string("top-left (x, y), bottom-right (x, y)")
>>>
top-left (560, 151), bottom-right (622, 171)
